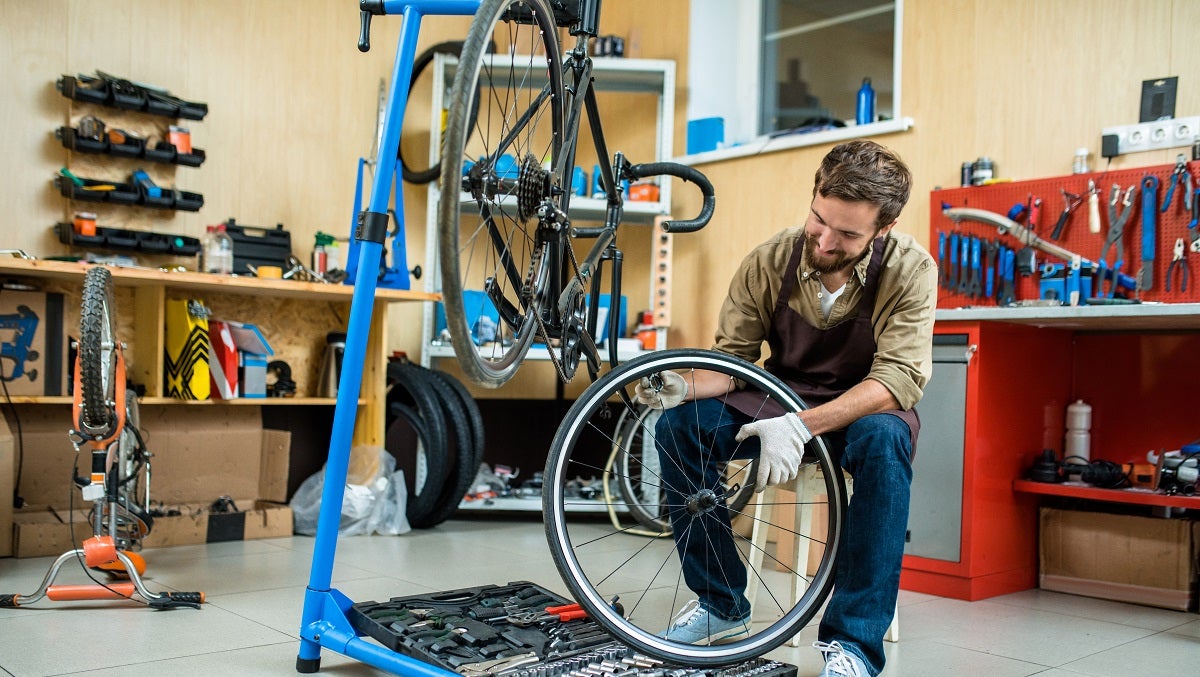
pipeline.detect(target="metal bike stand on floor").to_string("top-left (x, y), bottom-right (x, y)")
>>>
top-left (296, 2), bottom-right (479, 674)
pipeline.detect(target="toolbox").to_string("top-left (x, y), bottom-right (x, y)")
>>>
top-left (349, 581), bottom-right (797, 677)
top-left (223, 219), bottom-right (292, 275)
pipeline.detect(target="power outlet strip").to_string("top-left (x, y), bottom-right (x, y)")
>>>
top-left (1103, 116), bottom-right (1200, 155)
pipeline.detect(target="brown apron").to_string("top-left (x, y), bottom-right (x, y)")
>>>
top-left (723, 236), bottom-right (920, 448)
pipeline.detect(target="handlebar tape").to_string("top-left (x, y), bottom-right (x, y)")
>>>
top-left (626, 162), bottom-right (715, 233)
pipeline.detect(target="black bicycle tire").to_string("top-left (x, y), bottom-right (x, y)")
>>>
top-left (399, 41), bottom-right (465, 185)
top-left (402, 364), bottom-right (476, 528)
top-left (437, 0), bottom-right (566, 388)
top-left (427, 369), bottom-right (486, 471)
top-left (79, 266), bottom-right (116, 435)
top-left (385, 362), bottom-right (450, 526)
top-left (543, 348), bottom-right (847, 665)
top-left (612, 406), bottom-right (756, 533)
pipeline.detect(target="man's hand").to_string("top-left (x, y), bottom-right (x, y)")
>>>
top-left (735, 413), bottom-right (813, 492)
top-left (634, 371), bottom-right (688, 410)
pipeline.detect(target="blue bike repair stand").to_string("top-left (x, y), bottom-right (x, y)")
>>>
top-left (297, 2), bottom-right (480, 674)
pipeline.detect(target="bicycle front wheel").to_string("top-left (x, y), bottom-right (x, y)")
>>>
top-left (438, 0), bottom-right (565, 388)
top-left (79, 266), bottom-right (118, 438)
top-left (544, 349), bottom-right (847, 665)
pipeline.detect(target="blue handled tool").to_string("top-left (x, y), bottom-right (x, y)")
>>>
top-left (1140, 175), bottom-right (1159, 290)
top-left (968, 236), bottom-right (982, 298)
top-left (948, 232), bottom-right (959, 291)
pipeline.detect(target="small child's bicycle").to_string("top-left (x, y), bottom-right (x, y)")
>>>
top-left (0, 265), bottom-right (204, 610)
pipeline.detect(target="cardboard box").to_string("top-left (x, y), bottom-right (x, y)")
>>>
top-left (1039, 507), bottom-right (1198, 611)
top-left (10, 405), bottom-right (294, 558)
top-left (0, 290), bottom-right (68, 397)
top-left (0, 412), bottom-right (14, 556)
top-left (225, 320), bottom-right (273, 399)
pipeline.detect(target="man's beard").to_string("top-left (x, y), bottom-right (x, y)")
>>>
top-left (804, 235), bottom-right (869, 275)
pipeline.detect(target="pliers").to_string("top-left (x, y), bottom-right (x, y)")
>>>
top-left (1166, 238), bottom-right (1189, 292)
top-left (1096, 184), bottom-right (1135, 298)
top-left (1161, 154), bottom-right (1193, 212)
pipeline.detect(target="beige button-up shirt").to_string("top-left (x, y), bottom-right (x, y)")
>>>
top-left (712, 227), bottom-right (938, 410)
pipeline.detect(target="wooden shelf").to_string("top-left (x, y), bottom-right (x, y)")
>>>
top-left (0, 258), bottom-right (440, 304)
top-left (1013, 479), bottom-right (1200, 509)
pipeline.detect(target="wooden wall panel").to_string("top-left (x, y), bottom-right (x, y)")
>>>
top-left (669, 0), bottom-right (1200, 350)
top-left (10, 1), bottom-right (1193, 395)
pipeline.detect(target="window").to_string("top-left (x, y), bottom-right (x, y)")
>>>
top-left (761, 1), bottom-right (896, 133)
top-left (686, 0), bottom-right (906, 158)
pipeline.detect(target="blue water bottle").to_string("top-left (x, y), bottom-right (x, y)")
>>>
top-left (856, 77), bottom-right (875, 125)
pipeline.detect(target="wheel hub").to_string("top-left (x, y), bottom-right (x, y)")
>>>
top-left (684, 488), bottom-right (722, 516)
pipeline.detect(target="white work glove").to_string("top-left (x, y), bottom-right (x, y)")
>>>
top-left (634, 371), bottom-right (688, 410)
top-left (735, 413), bottom-right (813, 492)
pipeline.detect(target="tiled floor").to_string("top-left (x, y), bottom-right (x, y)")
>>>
top-left (1, 517), bottom-right (1197, 676)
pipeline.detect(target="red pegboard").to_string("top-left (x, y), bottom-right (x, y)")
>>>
top-left (930, 161), bottom-right (1199, 308)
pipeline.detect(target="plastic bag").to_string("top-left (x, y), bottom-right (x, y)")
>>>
top-left (291, 447), bottom-right (411, 536)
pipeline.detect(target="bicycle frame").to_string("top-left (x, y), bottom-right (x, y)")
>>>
top-left (298, 2), bottom-right (479, 675)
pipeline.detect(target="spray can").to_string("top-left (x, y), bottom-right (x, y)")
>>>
top-left (1064, 400), bottom-right (1092, 462)
top-left (856, 77), bottom-right (875, 125)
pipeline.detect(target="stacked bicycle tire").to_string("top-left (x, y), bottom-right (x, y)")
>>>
top-left (384, 361), bottom-right (485, 529)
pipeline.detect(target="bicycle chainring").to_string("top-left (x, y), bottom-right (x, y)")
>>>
top-left (557, 289), bottom-right (587, 381)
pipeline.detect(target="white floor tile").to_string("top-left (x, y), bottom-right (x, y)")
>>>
top-left (1, 518), bottom-right (1198, 677)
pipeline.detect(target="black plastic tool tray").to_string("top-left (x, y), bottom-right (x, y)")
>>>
top-left (351, 581), bottom-right (585, 670)
top-left (349, 581), bottom-right (799, 677)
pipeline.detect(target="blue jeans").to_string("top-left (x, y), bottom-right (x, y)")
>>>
top-left (656, 400), bottom-right (912, 677)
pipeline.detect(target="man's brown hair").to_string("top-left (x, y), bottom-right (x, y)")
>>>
top-left (812, 140), bottom-right (912, 229)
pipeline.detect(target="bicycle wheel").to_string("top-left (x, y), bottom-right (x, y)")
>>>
top-left (104, 390), bottom-right (152, 548)
top-left (79, 266), bottom-right (118, 437)
top-left (543, 349), bottom-right (847, 665)
top-left (438, 0), bottom-right (565, 388)
top-left (612, 404), bottom-right (755, 534)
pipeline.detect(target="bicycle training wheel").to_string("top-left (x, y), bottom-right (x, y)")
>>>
top-left (79, 266), bottom-right (118, 438)
top-left (612, 404), bottom-right (755, 534)
top-left (438, 0), bottom-right (565, 388)
top-left (544, 349), bottom-right (847, 665)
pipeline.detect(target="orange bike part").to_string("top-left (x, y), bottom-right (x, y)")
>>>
top-left (45, 583), bottom-right (136, 601)
top-left (92, 550), bottom-right (147, 577)
top-left (82, 535), bottom-right (118, 568)
top-left (71, 344), bottom-right (128, 449)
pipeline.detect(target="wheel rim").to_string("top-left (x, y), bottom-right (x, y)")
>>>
top-left (438, 0), bottom-right (564, 388)
top-left (543, 350), bottom-right (846, 665)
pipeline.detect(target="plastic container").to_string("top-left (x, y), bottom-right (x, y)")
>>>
top-left (1072, 148), bottom-right (1090, 174)
top-left (856, 77), bottom-right (875, 125)
top-left (204, 224), bottom-right (234, 275)
top-left (1064, 399), bottom-right (1092, 462)
top-left (634, 310), bottom-right (656, 350)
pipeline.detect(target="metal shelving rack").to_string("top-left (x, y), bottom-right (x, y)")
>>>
top-left (419, 54), bottom-right (678, 369)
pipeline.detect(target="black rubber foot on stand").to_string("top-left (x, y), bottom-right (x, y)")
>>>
top-left (296, 656), bottom-right (321, 673)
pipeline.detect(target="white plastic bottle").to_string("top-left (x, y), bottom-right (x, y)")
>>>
top-left (205, 224), bottom-right (234, 274)
top-left (1064, 400), bottom-right (1092, 462)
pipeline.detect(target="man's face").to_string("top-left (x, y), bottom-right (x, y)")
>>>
top-left (803, 194), bottom-right (892, 275)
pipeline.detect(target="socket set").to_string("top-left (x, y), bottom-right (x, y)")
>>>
top-left (348, 581), bottom-right (797, 677)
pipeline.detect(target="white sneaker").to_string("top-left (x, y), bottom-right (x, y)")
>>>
top-left (814, 640), bottom-right (869, 677)
top-left (659, 599), bottom-right (751, 644)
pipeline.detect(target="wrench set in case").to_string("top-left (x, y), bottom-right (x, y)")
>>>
top-left (348, 582), bottom-right (797, 677)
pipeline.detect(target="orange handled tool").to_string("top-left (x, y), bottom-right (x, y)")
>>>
top-left (545, 603), bottom-right (588, 621)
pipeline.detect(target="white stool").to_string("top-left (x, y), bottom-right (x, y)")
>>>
top-left (745, 464), bottom-right (899, 647)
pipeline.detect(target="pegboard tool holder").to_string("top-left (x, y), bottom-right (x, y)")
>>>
top-left (932, 161), bottom-right (1200, 308)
